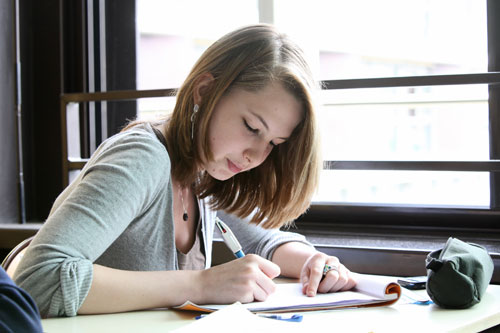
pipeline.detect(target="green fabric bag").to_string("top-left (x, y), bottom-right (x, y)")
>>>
top-left (425, 237), bottom-right (494, 309)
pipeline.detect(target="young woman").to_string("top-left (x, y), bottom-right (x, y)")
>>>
top-left (14, 24), bottom-right (356, 317)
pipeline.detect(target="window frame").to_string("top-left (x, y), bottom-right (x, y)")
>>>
top-left (57, 0), bottom-right (500, 282)
top-left (295, 1), bottom-right (500, 233)
top-left (62, 1), bottom-right (500, 229)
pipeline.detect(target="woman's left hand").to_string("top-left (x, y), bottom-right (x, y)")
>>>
top-left (300, 252), bottom-right (357, 297)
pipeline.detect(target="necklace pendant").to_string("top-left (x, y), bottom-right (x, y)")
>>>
top-left (182, 212), bottom-right (188, 221)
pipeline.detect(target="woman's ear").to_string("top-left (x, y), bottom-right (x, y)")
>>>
top-left (193, 73), bottom-right (215, 105)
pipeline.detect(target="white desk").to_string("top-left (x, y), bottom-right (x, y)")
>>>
top-left (42, 284), bottom-right (500, 333)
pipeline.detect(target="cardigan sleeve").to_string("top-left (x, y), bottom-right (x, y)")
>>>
top-left (13, 130), bottom-right (170, 317)
top-left (216, 211), bottom-right (314, 261)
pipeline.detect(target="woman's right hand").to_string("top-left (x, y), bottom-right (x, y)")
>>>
top-left (198, 254), bottom-right (280, 304)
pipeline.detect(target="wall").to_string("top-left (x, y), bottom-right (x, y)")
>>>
top-left (0, 0), bottom-right (19, 224)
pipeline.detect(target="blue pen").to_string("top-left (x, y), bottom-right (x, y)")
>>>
top-left (215, 217), bottom-right (245, 258)
top-left (258, 314), bottom-right (303, 322)
top-left (195, 314), bottom-right (210, 320)
top-left (195, 313), bottom-right (303, 322)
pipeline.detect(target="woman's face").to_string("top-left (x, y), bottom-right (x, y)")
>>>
top-left (202, 82), bottom-right (302, 181)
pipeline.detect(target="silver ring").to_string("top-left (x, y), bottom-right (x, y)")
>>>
top-left (323, 264), bottom-right (339, 276)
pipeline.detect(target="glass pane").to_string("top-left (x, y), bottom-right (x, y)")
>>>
top-left (272, 0), bottom-right (489, 207)
top-left (317, 170), bottom-right (490, 207)
top-left (136, 96), bottom-right (177, 122)
top-left (135, 0), bottom-right (490, 208)
top-left (136, 0), bottom-right (259, 90)
top-left (316, 84), bottom-right (490, 207)
top-left (274, 0), bottom-right (487, 79)
top-left (319, 85), bottom-right (489, 161)
top-left (136, 0), bottom-right (259, 116)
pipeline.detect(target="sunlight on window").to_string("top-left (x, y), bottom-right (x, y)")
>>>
top-left (272, 0), bottom-right (489, 207)
top-left (136, 0), bottom-right (258, 120)
top-left (136, 0), bottom-right (490, 208)
top-left (274, 0), bottom-right (487, 79)
top-left (316, 170), bottom-right (490, 207)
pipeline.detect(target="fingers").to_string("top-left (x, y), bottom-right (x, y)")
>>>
top-left (302, 256), bottom-right (339, 296)
top-left (201, 254), bottom-right (279, 304)
top-left (300, 252), bottom-right (356, 296)
top-left (340, 272), bottom-right (357, 291)
top-left (236, 254), bottom-right (280, 302)
top-left (254, 254), bottom-right (281, 280)
top-left (252, 277), bottom-right (275, 302)
top-left (251, 255), bottom-right (280, 301)
top-left (318, 263), bottom-right (349, 293)
top-left (300, 253), bottom-right (339, 296)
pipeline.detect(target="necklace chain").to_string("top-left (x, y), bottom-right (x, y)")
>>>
top-left (179, 185), bottom-right (188, 222)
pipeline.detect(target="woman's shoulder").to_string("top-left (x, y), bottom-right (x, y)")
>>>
top-left (80, 123), bottom-right (173, 183)
top-left (96, 123), bottom-right (170, 162)
top-left (105, 122), bottom-right (160, 146)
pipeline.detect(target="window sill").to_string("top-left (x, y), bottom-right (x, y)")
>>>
top-left (292, 221), bottom-right (500, 284)
top-left (3, 222), bottom-right (498, 284)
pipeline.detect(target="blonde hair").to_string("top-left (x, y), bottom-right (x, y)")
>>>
top-left (129, 24), bottom-right (321, 229)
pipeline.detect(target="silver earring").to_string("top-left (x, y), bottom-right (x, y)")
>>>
top-left (191, 104), bottom-right (199, 140)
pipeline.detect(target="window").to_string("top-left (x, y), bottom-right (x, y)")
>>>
top-left (13, 0), bottom-right (499, 282)
top-left (134, 0), bottom-right (500, 229)
top-left (271, 0), bottom-right (491, 208)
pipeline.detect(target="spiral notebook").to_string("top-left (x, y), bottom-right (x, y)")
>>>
top-left (174, 274), bottom-right (401, 313)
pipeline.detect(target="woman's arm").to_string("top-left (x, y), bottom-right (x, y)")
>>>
top-left (14, 131), bottom-right (175, 317)
top-left (217, 211), bottom-right (313, 261)
top-left (78, 265), bottom-right (203, 314)
top-left (214, 212), bottom-right (355, 296)
top-left (271, 241), bottom-right (317, 277)
top-left (78, 255), bottom-right (280, 314)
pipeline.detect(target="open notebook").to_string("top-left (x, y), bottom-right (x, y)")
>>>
top-left (174, 274), bottom-right (401, 313)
